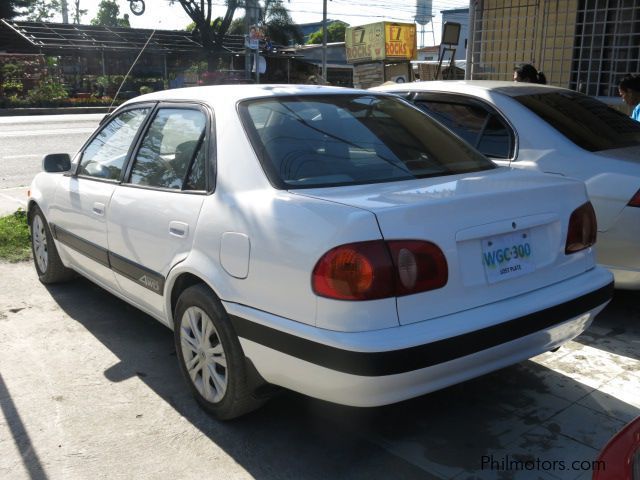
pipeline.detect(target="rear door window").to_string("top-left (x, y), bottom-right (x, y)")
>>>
top-left (239, 94), bottom-right (495, 189)
top-left (513, 91), bottom-right (640, 152)
top-left (412, 94), bottom-right (514, 159)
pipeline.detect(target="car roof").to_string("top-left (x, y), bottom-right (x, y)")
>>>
top-left (121, 84), bottom-right (376, 108)
top-left (371, 80), bottom-right (566, 97)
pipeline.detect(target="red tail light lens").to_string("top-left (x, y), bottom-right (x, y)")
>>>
top-left (565, 202), bottom-right (597, 254)
top-left (592, 416), bottom-right (640, 480)
top-left (629, 189), bottom-right (640, 207)
top-left (312, 241), bottom-right (394, 300)
top-left (312, 240), bottom-right (448, 300)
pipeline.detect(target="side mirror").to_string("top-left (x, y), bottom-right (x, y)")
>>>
top-left (43, 153), bottom-right (71, 173)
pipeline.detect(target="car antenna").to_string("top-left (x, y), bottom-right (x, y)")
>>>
top-left (108, 28), bottom-right (157, 113)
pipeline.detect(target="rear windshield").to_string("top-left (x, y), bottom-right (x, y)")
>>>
top-left (238, 94), bottom-right (494, 189)
top-left (514, 91), bottom-right (640, 152)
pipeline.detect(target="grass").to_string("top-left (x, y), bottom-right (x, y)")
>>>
top-left (0, 209), bottom-right (31, 262)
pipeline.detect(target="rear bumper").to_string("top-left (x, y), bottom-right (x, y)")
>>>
top-left (224, 266), bottom-right (613, 407)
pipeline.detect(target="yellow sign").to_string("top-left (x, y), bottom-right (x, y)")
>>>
top-left (346, 22), bottom-right (416, 63)
top-left (384, 23), bottom-right (416, 60)
top-left (345, 22), bottom-right (385, 63)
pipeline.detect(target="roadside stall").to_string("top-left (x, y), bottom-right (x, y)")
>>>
top-left (345, 21), bottom-right (417, 89)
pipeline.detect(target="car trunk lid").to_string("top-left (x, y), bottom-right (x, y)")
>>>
top-left (294, 168), bottom-right (592, 325)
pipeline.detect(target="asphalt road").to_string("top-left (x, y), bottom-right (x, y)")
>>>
top-left (1, 260), bottom-right (639, 480)
top-left (0, 114), bottom-right (103, 189)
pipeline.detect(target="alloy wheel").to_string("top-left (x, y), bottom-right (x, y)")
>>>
top-left (32, 214), bottom-right (48, 273)
top-left (179, 306), bottom-right (228, 403)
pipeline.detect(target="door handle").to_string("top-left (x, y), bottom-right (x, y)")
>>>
top-left (92, 202), bottom-right (105, 216)
top-left (169, 221), bottom-right (189, 238)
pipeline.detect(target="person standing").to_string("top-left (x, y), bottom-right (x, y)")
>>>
top-left (618, 74), bottom-right (640, 122)
top-left (513, 64), bottom-right (547, 84)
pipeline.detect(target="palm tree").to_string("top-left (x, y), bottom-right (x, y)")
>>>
top-left (229, 0), bottom-right (302, 46)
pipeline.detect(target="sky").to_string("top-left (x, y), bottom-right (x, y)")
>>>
top-left (54, 0), bottom-right (470, 46)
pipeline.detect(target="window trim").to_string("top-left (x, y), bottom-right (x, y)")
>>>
top-left (73, 102), bottom-right (158, 183)
top-left (121, 101), bottom-right (215, 195)
top-left (407, 92), bottom-right (519, 162)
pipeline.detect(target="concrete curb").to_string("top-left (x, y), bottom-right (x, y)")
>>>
top-left (0, 106), bottom-right (113, 116)
top-left (0, 187), bottom-right (29, 216)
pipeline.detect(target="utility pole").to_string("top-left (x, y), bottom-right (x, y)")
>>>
top-left (245, 0), bottom-right (259, 82)
top-left (61, 0), bottom-right (69, 23)
top-left (321, 0), bottom-right (328, 81)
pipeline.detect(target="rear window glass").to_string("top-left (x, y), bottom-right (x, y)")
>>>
top-left (514, 91), bottom-right (640, 152)
top-left (238, 94), bottom-right (494, 189)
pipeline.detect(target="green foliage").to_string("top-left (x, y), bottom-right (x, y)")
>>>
top-left (2, 80), bottom-right (24, 96)
top-left (307, 22), bottom-right (348, 44)
top-left (2, 62), bottom-right (25, 78)
top-left (1, 61), bottom-right (26, 97)
top-left (91, 0), bottom-right (130, 27)
top-left (139, 85), bottom-right (153, 95)
top-left (229, 0), bottom-right (303, 46)
top-left (261, 0), bottom-right (303, 45)
top-left (27, 81), bottom-right (68, 102)
top-left (24, 0), bottom-right (61, 21)
top-left (0, 210), bottom-right (31, 263)
top-left (0, 0), bottom-right (33, 19)
top-left (228, 17), bottom-right (244, 35)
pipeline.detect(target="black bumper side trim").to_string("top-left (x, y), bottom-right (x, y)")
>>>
top-left (50, 224), bottom-right (164, 295)
top-left (109, 251), bottom-right (165, 295)
top-left (230, 282), bottom-right (614, 377)
top-left (51, 224), bottom-right (110, 267)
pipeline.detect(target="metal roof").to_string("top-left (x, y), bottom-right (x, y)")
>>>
top-left (0, 20), bottom-right (245, 54)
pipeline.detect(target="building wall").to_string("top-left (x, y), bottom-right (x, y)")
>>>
top-left (470, 0), bottom-right (640, 95)
top-left (470, 0), bottom-right (578, 88)
top-left (571, 0), bottom-right (640, 96)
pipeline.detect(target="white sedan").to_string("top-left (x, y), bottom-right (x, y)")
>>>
top-left (29, 85), bottom-right (613, 419)
top-left (372, 81), bottom-right (640, 289)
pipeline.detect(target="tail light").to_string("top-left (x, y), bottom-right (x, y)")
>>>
top-left (565, 202), bottom-right (597, 254)
top-left (629, 188), bottom-right (640, 207)
top-left (592, 416), bottom-right (640, 480)
top-left (312, 240), bottom-right (448, 300)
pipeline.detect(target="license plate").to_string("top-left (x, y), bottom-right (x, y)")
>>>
top-left (481, 230), bottom-right (535, 284)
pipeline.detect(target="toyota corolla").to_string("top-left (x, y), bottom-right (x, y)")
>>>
top-left (28, 85), bottom-right (613, 419)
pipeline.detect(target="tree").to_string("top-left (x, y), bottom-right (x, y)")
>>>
top-left (91, 0), bottom-right (130, 27)
top-left (259, 0), bottom-right (302, 46)
top-left (229, 0), bottom-right (302, 46)
top-left (0, 0), bottom-right (33, 19)
top-left (171, 0), bottom-right (238, 71)
top-left (72, 0), bottom-right (87, 24)
top-left (307, 21), bottom-right (347, 45)
top-left (24, 0), bottom-right (61, 21)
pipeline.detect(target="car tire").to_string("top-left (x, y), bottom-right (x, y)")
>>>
top-left (174, 284), bottom-right (266, 420)
top-left (30, 205), bottom-right (75, 284)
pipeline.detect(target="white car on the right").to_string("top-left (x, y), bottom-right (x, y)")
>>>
top-left (372, 81), bottom-right (640, 289)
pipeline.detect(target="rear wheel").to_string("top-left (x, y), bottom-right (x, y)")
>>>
top-left (174, 284), bottom-right (266, 420)
top-left (30, 206), bottom-right (74, 284)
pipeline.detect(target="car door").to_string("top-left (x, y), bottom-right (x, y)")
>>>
top-left (50, 106), bottom-right (153, 290)
top-left (107, 104), bottom-right (211, 318)
top-left (410, 93), bottom-right (516, 165)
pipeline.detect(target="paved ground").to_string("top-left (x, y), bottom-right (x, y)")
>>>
top-left (0, 114), bottom-right (102, 216)
top-left (1, 260), bottom-right (639, 480)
